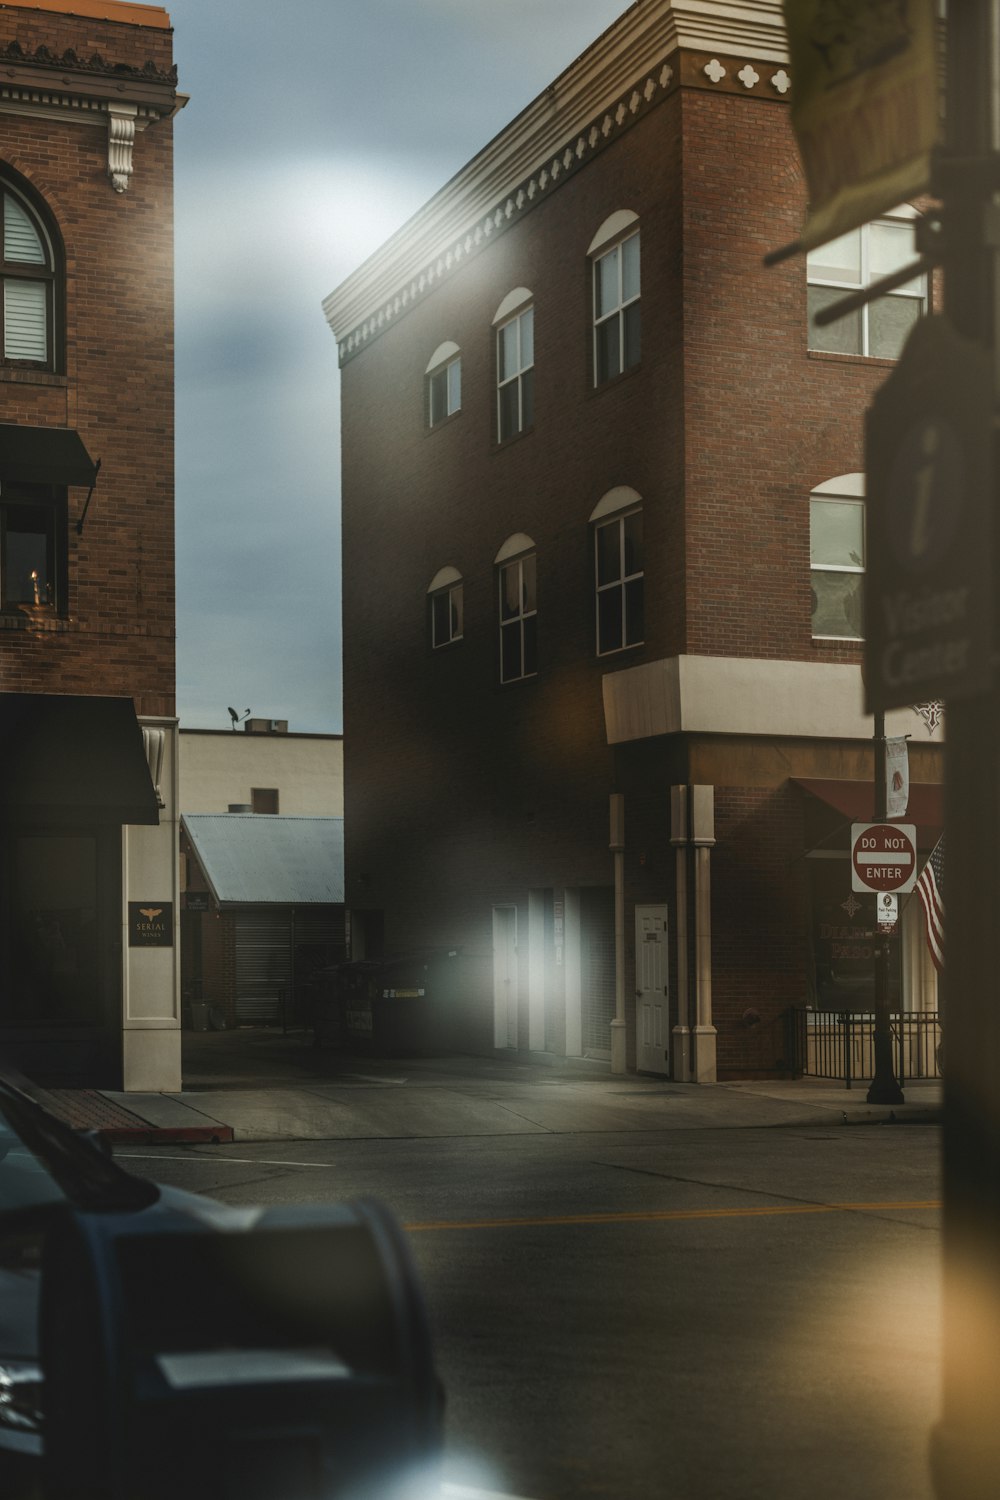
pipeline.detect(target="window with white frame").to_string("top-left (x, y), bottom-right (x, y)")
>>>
top-left (807, 209), bottom-right (926, 359)
top-left (495, 535), bottom-right (537, 682)
top-left (591, 488), bottom-right (643, 656)
top-left (810, 475), bottom-right (865, 640)
top-left (593, 225), bottom-right (640, 384)
top-left (426, 341), bottom-right (462, 427)
top-left (494, 290), bottom-right (534, 442)
top-left (428, 566), bottom-right (464, 649)
top-left (2, 180), bottom-right (57, 368)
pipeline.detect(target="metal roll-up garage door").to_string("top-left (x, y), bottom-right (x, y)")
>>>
top-left (235, 909), bottom-right (292, 1023)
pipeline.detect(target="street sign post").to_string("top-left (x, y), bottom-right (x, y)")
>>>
top-left (851, 821), bottom-right (918, 893)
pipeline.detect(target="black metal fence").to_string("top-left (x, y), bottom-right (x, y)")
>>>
top-left (787, 1008), bottom-right (942, 1088)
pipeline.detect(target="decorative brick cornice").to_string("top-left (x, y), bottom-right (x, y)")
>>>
top-left (0, 37), bottom-right (183, 188)
top-left (0, 37), bottom-right (176, 88)
top-left (323, 0), bottom-right (789, 365)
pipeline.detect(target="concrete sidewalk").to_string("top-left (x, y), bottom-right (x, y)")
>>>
top-left (20, 1027), bottom-right (942, 1144)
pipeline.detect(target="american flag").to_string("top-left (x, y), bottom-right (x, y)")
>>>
top-left (916, 835), bottom-right (945, 972)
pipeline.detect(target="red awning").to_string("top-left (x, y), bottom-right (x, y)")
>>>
top-left (792, 778), bottom-right (943, 829)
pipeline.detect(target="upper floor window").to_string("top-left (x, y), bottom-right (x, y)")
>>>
top-left (494, 289), bottom-right (534, 442)
top-left (426, 341), bottom-right (461, 427)
top-left (589, 212), bottom-right (640, 385)
top-left (807, 208), bottom-right (926, 359)
top-left (810, 474), bottom-right (865, 640)
top-left (495, 534), bottom-right (537, 683)
top-left (428, 565), bottom-right (464, 649)
top-left (591, 487), bottom-right (643, 656)
top-left (2, 181), bottom-right (57, 368)
top-left (0, 483), bottom-right (65, 613)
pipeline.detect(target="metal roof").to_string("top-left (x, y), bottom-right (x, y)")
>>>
top-left (181, 815), bottom-right (344, 907)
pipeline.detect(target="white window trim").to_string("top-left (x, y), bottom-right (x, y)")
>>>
top-left (593, 228), bottom-right (640, 386)
top-left (810, 475), bottom-right (866, 642)
top-left (807, 207), bottom-right (926, 358)
top-left (496, 305), bottom-right (533, 441)
top-left (427, 347), bottom-right (461, 425)
top-left (594, 505), bottom-right (643, 657)
top-left (428, 567), bottom-right (464, 649)
top-left (498, 549), bottom-right (537, 684)
top-left (587, 210), bottom-right (639, 257)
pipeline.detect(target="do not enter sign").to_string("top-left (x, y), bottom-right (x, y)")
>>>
top-left (851, 823), bottom-right (917, 894)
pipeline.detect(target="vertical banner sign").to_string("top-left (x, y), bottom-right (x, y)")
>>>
top-left (885, 736), bottom-right (910, 818)
top-left (782, 0), bottom-right (938, 250)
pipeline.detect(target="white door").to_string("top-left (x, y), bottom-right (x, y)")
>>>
top-left (492, 906), bottom-right (519, 1048)
top-left (635, 904), bottom-right (669, 1075)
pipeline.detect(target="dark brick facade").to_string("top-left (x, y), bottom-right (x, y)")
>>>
top-left (332, 26), bottom-right (943, 1075)
top-left (0, 1), bottom-right (176, 717)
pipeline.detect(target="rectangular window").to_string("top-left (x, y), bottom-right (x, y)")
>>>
top-left (810, 496), bottom-right (865, 639)
top-left (595, 509), bottom-right (643, 656)
top-left (0, 487), bottom-right (63, 612)
top-left (3, 278), bottom-right (47, 362)
top-left (428, 356), bottom-right (461, 426)
top-left (497, 308), bottom-right (534, 441)
top-left (498, 553), bottom-right (537, 682)
top-left (431, 582), bottom-right (463, 648)
top-left (594, 232), bottom-right (641, 385)
top-left (808, 217), bottom-right (925, 359)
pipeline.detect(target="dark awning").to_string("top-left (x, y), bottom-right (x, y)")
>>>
top-left (0, 694), bottom-right (159, 826)
top-left (0, 424), bottom-right (98, 487)
top-left (793, 778), bottom-right (943, 831)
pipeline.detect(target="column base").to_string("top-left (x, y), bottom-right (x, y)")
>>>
top-left (671, 1026), bottom-right (693, 1082)
top-left (693, 1024), bottom-right (717, 1084)
top-left (123, 1027), bottom-right (181, 1093)
top-left (610, 1018), bottom-right (627, 1075)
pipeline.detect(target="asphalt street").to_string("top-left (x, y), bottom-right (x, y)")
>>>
top-left (118, 1119), bottom-right (942, 1500)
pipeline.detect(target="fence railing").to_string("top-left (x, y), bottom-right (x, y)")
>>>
top-left (787, 1008), bottom-right (942, 1088)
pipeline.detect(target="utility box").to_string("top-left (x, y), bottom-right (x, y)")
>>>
top-left (40, 1199), bottom-right (443, 1500)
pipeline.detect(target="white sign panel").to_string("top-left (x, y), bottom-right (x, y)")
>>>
top-left (876, 892), bottom-right (899, 932)
top-left (851, 822), bottom-right (918, 894)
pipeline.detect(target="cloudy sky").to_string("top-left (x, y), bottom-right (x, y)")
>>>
top-left (166, 0), bottom-right (629, 734)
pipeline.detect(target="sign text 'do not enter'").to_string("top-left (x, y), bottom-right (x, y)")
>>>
top-left (851, 823), bottom-right (917, 894)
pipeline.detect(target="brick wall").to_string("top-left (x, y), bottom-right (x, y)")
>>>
top-left (0, 4), bottom-right (175, 717)
top-left (338, 67), bottom-right (920, 1069)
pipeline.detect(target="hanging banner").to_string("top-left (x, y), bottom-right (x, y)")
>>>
top-left (885, 736), bottom-right (909, 818)
top-left (782, 0), bottom-right (939, 251)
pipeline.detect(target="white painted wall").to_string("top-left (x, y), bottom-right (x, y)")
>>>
top-left (179, 730), bottom-right (343, 816)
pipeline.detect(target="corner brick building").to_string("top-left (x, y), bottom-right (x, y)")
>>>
top-left (324, 0), bottom-right (944, 1080)
top-left (0, 0), bottom-right (182, 1089)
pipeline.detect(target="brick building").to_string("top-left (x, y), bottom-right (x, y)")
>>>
top-left (0, 0), bottom-right (182, 1089)
top-left (323, 0), bottom-right (944, 1080)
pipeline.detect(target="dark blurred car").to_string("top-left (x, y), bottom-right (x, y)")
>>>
top-left (0, 1075), bottom-right (242, 1498)
top-left (0, 1073), bottom-right (442, 1500)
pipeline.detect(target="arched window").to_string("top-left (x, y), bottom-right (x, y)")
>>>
top-left (494, 533), bottom-right (537, 682)
top-left (427, 565), bottom-right (463, 648)
top-left (2, 176), bottom-right (58, 369)
top-left (810, 474), bottom-right (865, 640)
top-left (590, 488), bottom-right (643, 655)
top-left (807, 205), bottom-right (925, 359)
top-left (493, 289), bottom-right (534, 442)
top-left (426, 341), bottom-right (461, 427)
top-left (589, 211), bottom-right (640, 386)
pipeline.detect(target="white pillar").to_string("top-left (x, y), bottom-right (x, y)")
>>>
top-left (610, 793), bottom-right (627, 1074)
top-left (670, 785), bottom-right (693, 1082)
top-left (691, 785), bottom-right (717, 1085)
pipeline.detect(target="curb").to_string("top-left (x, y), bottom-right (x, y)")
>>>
top-left (99, 1124), bottom-right (236, 1145)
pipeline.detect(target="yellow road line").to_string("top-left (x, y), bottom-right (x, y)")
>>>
top-left (404, 1201), bottom-right (941, 1232)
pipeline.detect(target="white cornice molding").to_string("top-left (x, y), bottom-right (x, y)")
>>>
top-left (323, 0), bottom-right (787, 360)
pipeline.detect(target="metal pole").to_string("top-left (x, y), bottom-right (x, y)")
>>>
top-left (931, 2), bottom-right (1000, 1495)
top-left (868, 710), bottom-right (904, 1103)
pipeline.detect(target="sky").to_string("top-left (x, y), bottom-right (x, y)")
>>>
top-left (167, 0), bottom-right (630, 735)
